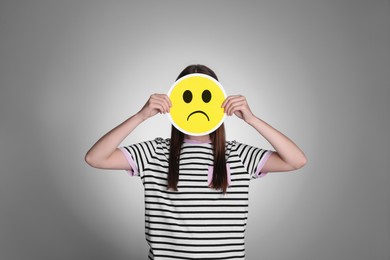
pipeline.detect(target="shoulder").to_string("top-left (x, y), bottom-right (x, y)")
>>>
top-left (225, 140), bottom-right (260, 155)
top-left (154, 137), bottom-right (171, 153)
top-left (154, 137), bottom-right (170, 146)
top-left (225, 140), bottom-right (237, 158)
top-left (130, 137), bottom-right (170, 152)
top-left (226, 140), bottom-right (253, 151)
top-left (225, 140), bottom-right (237, 150)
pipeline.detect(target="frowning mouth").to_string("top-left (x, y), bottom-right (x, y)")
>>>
top-left (187, 110), bottom-right (210, 121)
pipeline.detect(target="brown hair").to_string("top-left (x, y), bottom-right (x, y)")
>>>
top-left (167, 64), bottom-right (228, 193)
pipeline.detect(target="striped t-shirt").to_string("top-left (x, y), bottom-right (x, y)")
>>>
top-left (120, 137), bottom-right (273, 260)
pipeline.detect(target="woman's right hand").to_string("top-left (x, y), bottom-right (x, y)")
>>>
top-left (137, 93), bottom-right (172, 120)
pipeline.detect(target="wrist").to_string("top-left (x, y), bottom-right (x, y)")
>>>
top-left (244, 114), bottom-right (257, 125)
top-left (133, 111), bottom-right (148, 122)
top-left (246, 115), bottom-right (260, 126)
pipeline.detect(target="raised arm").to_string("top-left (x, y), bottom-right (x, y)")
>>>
top-left (84, 94), bottom-right (171, 170)
top-left (222, 95), bottom-right (307, 173)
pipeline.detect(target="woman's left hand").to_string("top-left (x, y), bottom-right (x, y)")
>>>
top-left (222, 95), bottom-right (256, 123)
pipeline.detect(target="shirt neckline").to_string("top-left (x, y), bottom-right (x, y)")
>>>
top-left (183, 138), bottom-right (212, 144)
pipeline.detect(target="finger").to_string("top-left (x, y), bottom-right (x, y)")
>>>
top-left (222, 96), bottom-right (236, 112)
top-left (154, 94), bottom-right (172, 113)
top-left (223, 95), bottom-right (245, 111)
top-left (222, 95), bottom-right (241, 108)
top-left (227, 101), bottom-right (246, 116)
top-left (149, 101), bottom-right (165, 114)
top-left (228, 106), bottom-right (242, 116)
top-left (151, 95), bottom-right (171, 113)
top-left (150, 96), bottom-right (170, 114)
top-left (162, 94), bottom-right (172, 107)
top-left (162, 95), bottom-right (172, 112)
top-left (221, 96), bottom-right (231, 108)
top-left (230, 103), bottom-right (248, 116)
top-left (224, 98), bottom-right (237, 114)
top-left (224, 97), bottom-right (246, 114)
top-left (227, 98), bottom-right (247, 115)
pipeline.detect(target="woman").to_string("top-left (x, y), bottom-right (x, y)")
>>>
top-left (85, 64), bottom-right (307, 259)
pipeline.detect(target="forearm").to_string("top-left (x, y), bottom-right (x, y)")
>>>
top-left (85, 113), bottom-right (144, 164)
top-left (85, 93), bottom-right (171, 166)
top-left (247, 116), bottom-right (307, 169)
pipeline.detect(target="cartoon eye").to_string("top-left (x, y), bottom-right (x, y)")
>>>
top-left (202, 90), bottom-right (211, 103)
top-left (183, 90), bottom-right (193, 103)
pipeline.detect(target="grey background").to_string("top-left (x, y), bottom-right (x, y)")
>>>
top-left (0, 0), bottom-right (389, 259)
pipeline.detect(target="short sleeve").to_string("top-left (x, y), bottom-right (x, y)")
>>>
top-left (119, 138), bottom-right (167, 177)
top-left (234, 141), bottom-right (274, 179)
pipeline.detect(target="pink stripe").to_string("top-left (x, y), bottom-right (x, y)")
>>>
top-left (184, 138), bottom-right (212, 144)
top-left (119, 147), bottom-right (139, 176)
top-left (255, 150), bottom-right (273, 178)
top-left (208, 164), bottom-right (231, 186)
top-left (226, 163), bottom-right (231, 185)
top-left (207, 166), bottom-right (213, 185)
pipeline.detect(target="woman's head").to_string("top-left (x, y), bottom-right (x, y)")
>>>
top-left (168, 64), bottom-right (228, 193)
top-left (176, 64), bottom-right (218, 81)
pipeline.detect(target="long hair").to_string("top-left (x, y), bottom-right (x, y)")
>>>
top-left (167, 64), bottom-right (228, 193)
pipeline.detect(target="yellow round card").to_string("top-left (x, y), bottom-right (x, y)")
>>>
top-left (167, 73), bottom-right (227, 136)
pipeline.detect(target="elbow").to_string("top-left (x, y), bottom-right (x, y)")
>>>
top-left (85, 152), bottom-right (98, 168)
top-left (293, 155), bottom-right (307, 170)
